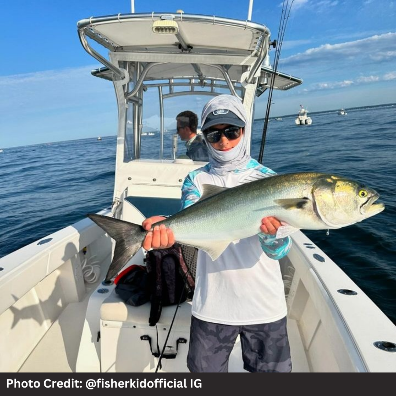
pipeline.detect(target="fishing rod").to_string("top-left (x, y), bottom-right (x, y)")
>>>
top-left (258, 0), bottom-right (295, 164)
top-left (154, 245), bottom-right (196, 373)
top-left (154, 279), bottom-right (188, 373)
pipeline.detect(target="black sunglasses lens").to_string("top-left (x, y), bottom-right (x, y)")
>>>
top-left (205, 126), bottom-right (241, 143)
top-left (205, 130), bottom-right (222, 143)
top-left (224, 126), bottom-right (241, 140)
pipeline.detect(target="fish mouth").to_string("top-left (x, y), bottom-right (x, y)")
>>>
top-left (360, 194), bottom-right (385, 216)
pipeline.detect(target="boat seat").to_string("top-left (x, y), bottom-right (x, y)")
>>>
top-left (101, 289), bottom-right (192, 326)
top-left (100, 289), bottom-right (192, 372)
top-left (99, 290), bottom-right (309, 372)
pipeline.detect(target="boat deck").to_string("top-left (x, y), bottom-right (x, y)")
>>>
top-left (19, 293), bottom-right (310, 372)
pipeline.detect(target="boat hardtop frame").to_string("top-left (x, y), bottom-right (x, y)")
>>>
top-left (78, 12), bottom-right (302, 217)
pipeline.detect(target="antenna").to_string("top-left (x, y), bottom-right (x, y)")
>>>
top-left (258, 0), bottom-right (295, 163)
top-left (247, 0), bottom-right (254, 21)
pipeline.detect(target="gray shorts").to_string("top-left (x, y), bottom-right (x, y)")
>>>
top-left (187, 315), bottom-right (292, 373)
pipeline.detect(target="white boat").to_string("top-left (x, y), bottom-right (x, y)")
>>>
top-left (338, 108), bottom-right (347, 115)
top-left (295, 105), bottom-right (312, 125)
top-left (1, 8), bottom-right (395, 374)
top-left (97, 136), bottom-right (102, 140)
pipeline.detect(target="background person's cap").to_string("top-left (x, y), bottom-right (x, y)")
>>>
top-left (201, 109), bottom-right (245, 131)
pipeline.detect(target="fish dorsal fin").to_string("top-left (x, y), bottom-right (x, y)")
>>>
top-left (199, 184), bottom-right (229, 201)
top-left (274, 198), bottom-right (310, 210)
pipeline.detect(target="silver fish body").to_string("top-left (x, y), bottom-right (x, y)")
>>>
top-left (88, 172), bottom-right (384, 281)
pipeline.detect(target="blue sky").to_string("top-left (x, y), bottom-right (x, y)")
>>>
top-left (1, 0), bottom-right (395, 148)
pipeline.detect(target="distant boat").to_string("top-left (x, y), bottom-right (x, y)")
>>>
top-left (295, 105), bottom-right (312, 125)
top-left (338, 108), bottom-right (347, 115)
top-left (97, 137), bottom-right (102, 140)
top-left (0, 149), bottom-right (3, 153)
top-left (275, 117), bottom-right (283, 121)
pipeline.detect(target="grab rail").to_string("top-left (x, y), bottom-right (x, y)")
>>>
top-left (78, 28), bottom-right (127, 82)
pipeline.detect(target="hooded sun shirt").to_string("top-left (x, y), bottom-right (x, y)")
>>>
top-left (180, 94), bottom-right (291, 326)
top-left (201, 95), bottom-right (251, 174)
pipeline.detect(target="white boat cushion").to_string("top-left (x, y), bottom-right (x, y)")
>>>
top-left (100, 289), bottom-right (192, 327)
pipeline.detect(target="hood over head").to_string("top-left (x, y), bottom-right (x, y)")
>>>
top-left (201, 94), bottom-right (251, 172)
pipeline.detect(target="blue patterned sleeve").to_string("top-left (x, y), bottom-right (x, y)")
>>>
top-left (257, 233), bottom-right (292, 260)
top-left (180, 174), bottom-right (201, 209)
top-left (253, 164), bottom-right (291, 259)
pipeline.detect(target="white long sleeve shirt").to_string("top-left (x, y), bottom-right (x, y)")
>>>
top-left (181, 159), bottom-right (291, 325)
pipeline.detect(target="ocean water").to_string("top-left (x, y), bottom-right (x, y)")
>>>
top-left (0, 104), bottom-right (395, 324)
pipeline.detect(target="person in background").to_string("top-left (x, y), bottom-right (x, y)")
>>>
top-left (143, 95), bottom-right (292, 373)
top-left (176, 110), bottom-right (209, 161)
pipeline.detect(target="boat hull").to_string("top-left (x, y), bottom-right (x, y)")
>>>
top-left (1, 196), bottom-right (395, 372)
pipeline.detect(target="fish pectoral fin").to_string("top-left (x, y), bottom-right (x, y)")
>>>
top-left (274, 198), bottom-right (310, 210)
top-left (199, 184), bottom-right (229, 201)
top-left (276, 222), bottom-right (300, 239)
top-left (194, 240), bottom-right (231, 261)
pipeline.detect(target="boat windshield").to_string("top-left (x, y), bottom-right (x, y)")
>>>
top-left (124, 78), bottom-right (239, 162)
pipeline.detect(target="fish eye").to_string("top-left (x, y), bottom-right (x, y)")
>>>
top-left (359, 189), bottom-right (368, 198)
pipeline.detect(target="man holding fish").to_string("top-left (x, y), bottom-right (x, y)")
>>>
top-left (142, 94), bottom-right (293, 373)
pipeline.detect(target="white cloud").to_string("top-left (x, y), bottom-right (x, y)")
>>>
top-left (0, 66), bottom-right (117, 146)
top-left (0, 66), bottom-right (99, 86)
top-left (314, 80), bottom-right (354, 90)
top-left (301, 72), bottom-right (394, 92)
top-left (370, 51), bottom-right (396, 61)
top-left (284, 0), bottom-right (339, 12)
top-left (287, 0), bottom-right (309, 11)
top-left (356, 75), bottom-right (380, 83)
top-left (281, 32), bottom-right (396, 67)
top-left (0, 66), bottom-right (114, 116)
top-left (314, 1), bottom-right (339, 12)
top-left (383, 71), bottom-right (396, 80)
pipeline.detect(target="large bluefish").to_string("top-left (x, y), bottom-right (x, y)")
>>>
top-left (88, 172), bottom-right (385, 281)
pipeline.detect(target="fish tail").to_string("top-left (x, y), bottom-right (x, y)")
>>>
top-left (88, 214), bottom-right (146, 282)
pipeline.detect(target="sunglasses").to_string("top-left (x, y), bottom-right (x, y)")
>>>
top-left (203, 126), bottom-right (242, 143)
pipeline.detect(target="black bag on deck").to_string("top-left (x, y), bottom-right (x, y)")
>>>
top-left (145, 245), bottom-right (195, 326)
top-left (114, 265), bottom-right (151, 306)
